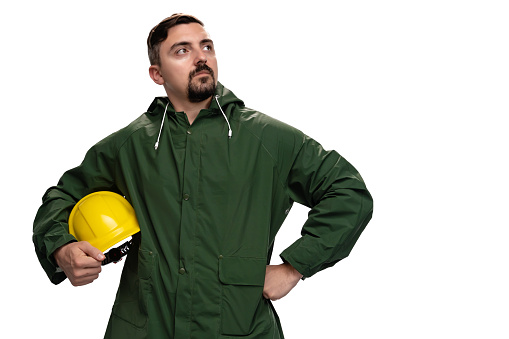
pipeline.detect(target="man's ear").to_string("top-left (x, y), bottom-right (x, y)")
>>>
top-left (149, 65), bottom-right (164, 85)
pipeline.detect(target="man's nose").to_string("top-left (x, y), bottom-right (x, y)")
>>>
top-left (195, 50), bottom-right (207, 64)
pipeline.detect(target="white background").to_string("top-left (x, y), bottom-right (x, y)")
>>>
top-left (1, 0), bottom-right (508, 338)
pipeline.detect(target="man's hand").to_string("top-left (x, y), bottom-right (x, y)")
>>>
top-left (53, 241), bottom-right (105, 286)
top-left (263, 262), bottom-right (303, 301)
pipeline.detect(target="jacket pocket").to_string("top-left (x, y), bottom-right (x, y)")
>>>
top-left (111, 248), bottom-right (155, 329)
top-left (138, 248), bottom-right (155, 315)
top-left (219, 256), bottom-right (266, 336)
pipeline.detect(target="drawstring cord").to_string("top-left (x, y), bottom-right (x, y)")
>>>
top-left (215, 95), bottom-right (232, 138)
top-left (154, 102), bottom-right (169, 150)
top-left (155, 96), bottom-right (231, 151)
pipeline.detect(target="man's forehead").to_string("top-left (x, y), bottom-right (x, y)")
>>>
top-left (166, 23), bottom-right (211, 43)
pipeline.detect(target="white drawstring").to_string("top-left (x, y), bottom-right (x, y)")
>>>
top-left (215, 95), bottom-right (232, 138)
top-left (155, 97), bottom-right (231, 150)
top-left (154, 102), bottom-right (169, 150)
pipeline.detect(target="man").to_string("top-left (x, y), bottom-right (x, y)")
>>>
top-left (33, 14), bottom-right (373, 338)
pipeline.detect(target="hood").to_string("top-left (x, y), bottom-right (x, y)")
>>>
top-left (212, 82), bottom-right (245, 110)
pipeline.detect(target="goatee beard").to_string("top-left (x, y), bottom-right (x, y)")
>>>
top-left (187, 64), bottom-right (216, 103)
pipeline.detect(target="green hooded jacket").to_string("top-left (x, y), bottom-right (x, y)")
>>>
top-left (33, 83), bottom-right (373, 338)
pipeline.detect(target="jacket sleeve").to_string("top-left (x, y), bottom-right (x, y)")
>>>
top-left (33, 138), bottom-right (119, 284)
top-left (280, 136), bottom-right (373, 278)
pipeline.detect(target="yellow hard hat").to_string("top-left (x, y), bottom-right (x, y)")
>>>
top-left (68, 191), bottom-right (140, 254)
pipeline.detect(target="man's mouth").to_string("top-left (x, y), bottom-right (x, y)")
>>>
top-left (194, 70), bottom-right (210, 77)
top-left (190, 65), bottom-right (214, 79)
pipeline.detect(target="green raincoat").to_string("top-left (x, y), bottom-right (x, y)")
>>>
top-left (33, 83), bottom-right (373, 338)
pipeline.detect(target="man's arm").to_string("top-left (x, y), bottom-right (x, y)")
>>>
top-left (33, 137), bottom-right (119, 284)
top-left (280, 135), bottom-right (373, 279)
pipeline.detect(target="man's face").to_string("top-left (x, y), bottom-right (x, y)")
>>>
top-left (154, 23), bottom-right (218, 104)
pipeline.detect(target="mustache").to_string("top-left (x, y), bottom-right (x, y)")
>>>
top-left (189, 64), bottom-right (214, 79)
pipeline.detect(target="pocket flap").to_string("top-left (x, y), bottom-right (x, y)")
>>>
top-left (219, 256), bottom-right (266, 286)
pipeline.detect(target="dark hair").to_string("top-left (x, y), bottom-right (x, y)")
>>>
top-left (147, 13), bottom-right (204, 66)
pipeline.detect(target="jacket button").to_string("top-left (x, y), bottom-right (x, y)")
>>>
top-left (179, 267), bottom-right (186, 274)
top-left (186, 130), bottom-right (192, 135)
top-left (183, 193), bottom-right (190, 201)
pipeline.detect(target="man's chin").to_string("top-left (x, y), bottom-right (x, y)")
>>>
top-left (188, 84), bottom-right (216, 103)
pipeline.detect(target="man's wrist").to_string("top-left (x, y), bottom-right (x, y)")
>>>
top-left (283, 261), bottom-right (303, 280)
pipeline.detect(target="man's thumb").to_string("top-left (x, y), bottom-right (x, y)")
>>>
top-left (79, 241), bottom-right (105, 261)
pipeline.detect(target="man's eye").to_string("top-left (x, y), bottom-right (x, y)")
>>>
top-left (203, 45), bottom-right (212, 51)
top-left (176, 48), bottom-right (187, 55)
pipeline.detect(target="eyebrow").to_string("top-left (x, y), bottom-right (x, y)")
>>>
top-left (170, 39), bottom-right (214, 51)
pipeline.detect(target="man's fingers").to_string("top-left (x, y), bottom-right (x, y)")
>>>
top-left (69, 268), bottom-right (101, 286)
top-left (77, 241), bottom-right (105, 262)
top-left (53, 241), bottom-right (105, 286)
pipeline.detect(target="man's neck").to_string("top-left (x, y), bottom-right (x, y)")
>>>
top-left (169, 96), bottom-right (213, 125)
